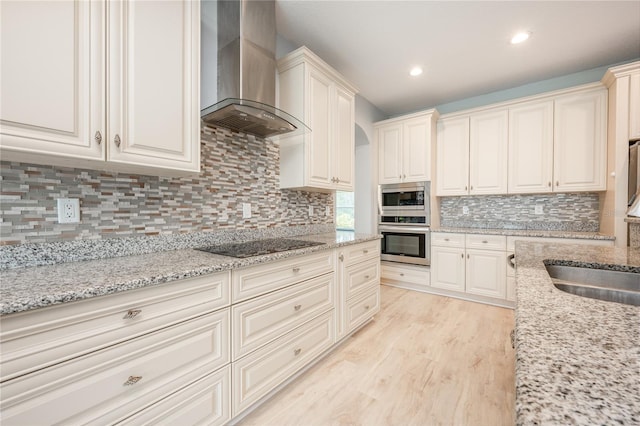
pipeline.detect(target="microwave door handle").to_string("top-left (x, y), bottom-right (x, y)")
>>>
top-left (377, 185), bottom-right (383, 215)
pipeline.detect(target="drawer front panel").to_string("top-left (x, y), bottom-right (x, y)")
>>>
top-left (232, 273), bottom-right (334, 360)
top-left (431, 232), bottom-right (465, 248)
top-left (465, 234), bottom-right (506, 251)
top-left (381, 263), bottom-right (429, 286)
top-left (232, 311), bottom-right (334, 416)
top-left (345, 287), bottom-right (380, 333)
top-left (1, 271), bottom-right (230, 382)
top-left (344, 258), bottom-right (380, 299)
top-left (341, 240), bottom-right (380, 266)
top-left (1, 309), bottom-right (230, 426)
top-left (232, 251), bottom-right (334, 302)
top-left (120, 366), bottom-right (231, 426)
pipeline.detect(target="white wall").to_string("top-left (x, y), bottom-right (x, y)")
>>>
top-left (200, 0), bottom-right (218, 109)
top-left (354, 96), bottom-right (385, 234)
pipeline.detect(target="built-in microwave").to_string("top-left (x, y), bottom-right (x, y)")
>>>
top-left (379, 181), bottom-right (430, 221)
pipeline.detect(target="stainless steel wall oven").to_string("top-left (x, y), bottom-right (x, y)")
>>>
top-left (379, 182), bottom-right (431, 266)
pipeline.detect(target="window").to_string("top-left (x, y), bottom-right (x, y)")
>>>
top-left (335, 191), bottom-right (355, 231)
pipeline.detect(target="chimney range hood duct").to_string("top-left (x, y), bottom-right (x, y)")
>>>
top-left (201, 0), bottom-right (308, 139)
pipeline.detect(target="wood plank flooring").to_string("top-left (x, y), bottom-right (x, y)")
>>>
top-left (239, 285), bottom-right (516, 426)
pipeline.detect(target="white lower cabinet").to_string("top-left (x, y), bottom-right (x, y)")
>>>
top-left (380, 262), bottom-right (430, 292)
top-left (119, 365), bottom-right (231, 426)
top-left (0, 309), bottom-right (230, 425)
top-left (431, 233), bottom-right (509, 306)
top-left (0, 242), bottom-right (382, 424)
top-left (232, 311), bottom-right (335, 416)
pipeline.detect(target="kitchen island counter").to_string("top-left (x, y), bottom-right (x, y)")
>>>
top-left (0, 231), bottom-right (380, 316)
top-left (514, 241), bottom-right (639, 424)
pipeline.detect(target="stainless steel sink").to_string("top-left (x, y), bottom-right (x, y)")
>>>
top-left (545, 264), bottom-right (640, 306)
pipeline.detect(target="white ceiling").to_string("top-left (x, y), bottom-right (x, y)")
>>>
top-left (275, 1), bottom-right (640, 116)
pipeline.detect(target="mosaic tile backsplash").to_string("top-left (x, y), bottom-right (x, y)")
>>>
top-left (439, 193), bottom-right (600, 231)
top-left (0, 125), bottom-right (333, 245)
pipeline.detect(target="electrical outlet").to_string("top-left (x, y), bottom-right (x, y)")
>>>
top-left (534, 205), bottom-right (544, 215)
top-left (463, 206), bottom-right (469, 215)
top-left (308, 205), bottom-right (314, 216)
top-left (325, 206), bottom-right (331, 216)
top-left (57, 198), bottom-right (80, 224)
top-left (242, 203), bottom-right (251, 219)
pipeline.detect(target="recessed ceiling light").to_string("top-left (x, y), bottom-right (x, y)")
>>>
top-left (410, 67), bottom-right (423, 77)
top-left (511, 32), bottom-right (530, 44)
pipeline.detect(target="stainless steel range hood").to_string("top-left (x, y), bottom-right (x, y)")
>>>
top-left (201, 0), bottom-right (308, 139)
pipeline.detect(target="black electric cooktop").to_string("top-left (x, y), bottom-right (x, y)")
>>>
top-left (196, 238), bottom-right (325, 258)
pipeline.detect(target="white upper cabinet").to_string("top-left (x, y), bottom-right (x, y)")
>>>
top-left (469, 110), bottom-right (508, 194)
top-left (553, 88), bottom-right (607, 192)
top-left (278, 46), bottom-right (357, 192)
top-left (630, 72), bottom-right (640, 141)
top-left (436, 116), bottom-right (470, 195)
top-left (0, 0), bottom-right (200, 177)
top-left (508, 100), bottom-right (554, 193)
top-left (0, 0), bottom-right (105, 163)
top-left (107, 0), bottom-right (200, 174)
top-left (436, 84), bottom-right (607, 196)
top-left (376, 111), bottom-right (437, 185)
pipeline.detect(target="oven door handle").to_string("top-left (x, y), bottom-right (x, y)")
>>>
top-left (377, 185), bottom-right (383, 215)
top-left (378, 225), bottom-right (431, 233)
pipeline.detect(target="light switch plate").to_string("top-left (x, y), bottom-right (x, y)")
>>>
top-left (308, 205), bottom-right (313, 216)
top-left (463, 206), bottom-right (469, 215)
top-left (534, 205), bottom-right (544, 215)
top-left (57, 198), bottom-right (80, 224)
top-left (242, 203), bottom-right (252, 219)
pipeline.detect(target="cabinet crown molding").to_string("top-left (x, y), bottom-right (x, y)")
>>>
top-left (374, 108), bottom-right (439, 127)
top-left (438, 82), bottom-right (605, 120)
top-left (602, 61), bottom-right (640, 88)
top-left (277, 46), bottom-right (358, 95)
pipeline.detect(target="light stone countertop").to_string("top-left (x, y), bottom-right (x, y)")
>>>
top-left (0, 232), bottom-right (380, 316)
top-left (625, 217), bottom-right (640, 224)
top-left (514, 241), bottom-right (640, 425)
top-left (433, 227), bottom-right (616, 241)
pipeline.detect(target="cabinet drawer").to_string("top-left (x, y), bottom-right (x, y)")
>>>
top-left (0, 271), bottom-right (230, 382)
top-left (232, 273), bottom-right (334, 360)
top-left (465, 234), bottom-right (506, 251)
top-left (232, 250), bottom-right (334, 302)
top-left (341, 240), bottom-right (380, 266)
top-left (381, 263), bottom-right (429, 286)
top-left (344, 258), bottom-right (380, 299)
top-left (1, 309), bottom-right (230, 426)
top-left (120, 366), bottom-right (231, 426)
top-left (345, 287), bottom-right (380, 334)
top-left (232, 311), bottom-right (334, 416)
top-left (431, 232), bottom-right (465, 248)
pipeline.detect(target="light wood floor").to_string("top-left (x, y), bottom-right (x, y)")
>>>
top-left (239, 285), bottom-right (516, 426)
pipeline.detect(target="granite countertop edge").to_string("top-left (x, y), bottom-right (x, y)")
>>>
top-left (0, 232), bottom-right (381, 316)
top-left (432, 227), bottom-right (615, 240)
top-left (514, 241), bottom-right (640, 424)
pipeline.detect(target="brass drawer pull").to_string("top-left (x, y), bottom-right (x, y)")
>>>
top-left (363, 249), bottom-right (369, 254)
top-left (94, 131), bottom-right (102, 145)
top-left (123, 309), bottom-right (142, 320)
top-left (364, 275), bottom-right (370, 279)
top-left (294, 304), bottom-right (302, 311)
top-left (292, 267), bottom-right (300, 273)
top-left (365, 305), bottom-right (370, 310)
top-left (482, 240), bottom-right (488, 243)
top-left (294, 348), bottom-right (302, 356)
top-left (124, 375), bottom-right (143, 386)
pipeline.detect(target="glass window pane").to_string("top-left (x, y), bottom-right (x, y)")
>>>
top-left (335, 191), bottom-right (355, 231)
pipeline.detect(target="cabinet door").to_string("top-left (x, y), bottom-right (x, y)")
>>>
top-left (630, 72), bottom-right (640, 141)
top-left (430, 246), bottom-right (465, 292)
top-left (0, 0), bottom-right (105, 163)
top-left (465, 249), bottom-right (506, 299)
top-left (508, 101), bottom-right (554, 193)
top-left (436, 117), bottom-right (469, 195)
top-left (108, 0), bottom-right (200, 174)
top-left (553, 89), bottom-right (607, 191)
top-left (303, 67), bottom-right (333, 188)
top-left (333, 86), bottom-right (355, 190)
top-left (469, 110), bottom-right (508, 194)
top-left (378, 124), bottom-right (403, 184)
top-left (402, 116), bottom-right (431, 182)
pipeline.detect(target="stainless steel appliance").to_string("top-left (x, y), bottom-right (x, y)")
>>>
top-left (378, 181), bottom-right (431, 265)
top-left (379, 224), bottom-right (430, 265)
